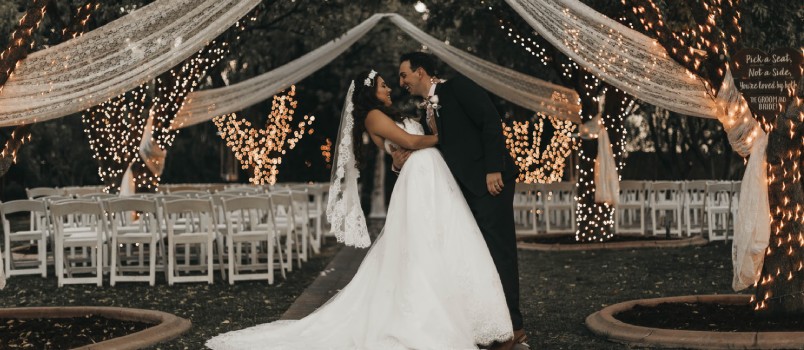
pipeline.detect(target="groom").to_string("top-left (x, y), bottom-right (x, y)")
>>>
top-left (395, 52), bottom-right (526, 349)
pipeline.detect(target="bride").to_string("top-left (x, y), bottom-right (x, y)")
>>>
top-left (206, 70), bottom-right (514, 349)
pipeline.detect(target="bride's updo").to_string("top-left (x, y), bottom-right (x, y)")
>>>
top-left (350, 70), bottom-right (406, 169)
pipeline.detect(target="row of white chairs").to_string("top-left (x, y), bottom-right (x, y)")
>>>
top-left (514, 180), bottom-right (742, 241)
top-left (4, 183), bottom-right (330, 287)
top-left (26, 183), bottom-right (330, 254)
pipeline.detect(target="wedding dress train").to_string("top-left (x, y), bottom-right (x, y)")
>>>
top-left (206, 119), bottom-right (512, 349)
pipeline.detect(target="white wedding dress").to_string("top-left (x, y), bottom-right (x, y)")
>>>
top-left (206, 119), bottom-right (513, 350)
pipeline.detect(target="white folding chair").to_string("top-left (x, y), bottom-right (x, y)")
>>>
top-left (221, 196), bottom-right (286, 284)
top-left (26, 187), bottom-right (65, 199)
top-left (290, 183), bottom-right (327, 254)
top-left (50, 200), bottom-right (107, 287)
top-left (106, 198), bottom-right (164, 286)
top-left (169, 190), bottom-right (210, 198)
top-left (514, 183), bottom-right (541, 236)
top-left (266, 192), bottom-right (301, 272)
top-left (26, 188), bottom-right (67, 233)
top-left (162, 198), bottom-right (221, 285)
top-left (705, 182), bottom-right (734, 241)
top-left (288, 189), bottom-right (312, 263)
top-left (1, 200), bottom-right (49, 278)
top-left (648, 181), bottom-right (684, 237)
top-left (542, 182), bottom-right (576, 234)
top-left (682, 180), bottom-right (708, 236)
top-left (62, 186), bottom-right (104, 197)
top-left (730, 181), bottom-right (742, 222)
top-left (615, 181), bottom-right (647, 235)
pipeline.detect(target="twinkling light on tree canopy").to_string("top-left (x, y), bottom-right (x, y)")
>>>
top-left (214, 85), bottom-right (314, 185)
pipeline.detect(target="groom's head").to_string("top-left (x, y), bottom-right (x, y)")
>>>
top-left (399, 52), bottom-right (438, 98)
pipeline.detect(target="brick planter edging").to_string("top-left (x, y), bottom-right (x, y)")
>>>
top-left (0, 306), bottom-right (191, 350)
top-left (586, 294), bottom-right (804, 349)
top-left (518, 235), bottom-right (708, 251)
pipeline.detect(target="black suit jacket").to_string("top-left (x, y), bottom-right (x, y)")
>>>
top-left (421, 75), bottom-right (519, 197)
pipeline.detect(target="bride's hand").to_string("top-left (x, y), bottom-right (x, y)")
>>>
top-left (390, 145), bottom-right (411, 171)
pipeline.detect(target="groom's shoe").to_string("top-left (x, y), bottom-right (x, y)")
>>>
top-left (513, 329), bottom-right (530, 348)
top-left (490, 329), bottom-right (529, 350)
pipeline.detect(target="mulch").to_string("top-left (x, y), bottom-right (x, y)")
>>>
top-left (615, 302), bottom-right (804, 332)
top-left (0, 315), bottom-right (151, 349)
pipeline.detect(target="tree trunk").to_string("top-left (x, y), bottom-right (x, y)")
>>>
top-left (575, 86), bottom-right (629, 242)
top-left (754, 83), bottom-right (804, 315)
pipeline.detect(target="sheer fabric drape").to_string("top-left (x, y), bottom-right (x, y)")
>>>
top-left (174, 14), bottom-right (581, 129)
top-left (0, 0), bottom-right (259, 127)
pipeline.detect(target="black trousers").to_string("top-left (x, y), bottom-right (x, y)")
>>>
top-left (461, 178), bottom-right (523, 330)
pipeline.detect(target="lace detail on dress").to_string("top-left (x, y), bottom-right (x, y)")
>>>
top-left (326, 81), bottom-right (370, 248)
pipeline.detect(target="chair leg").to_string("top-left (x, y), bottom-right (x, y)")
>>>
top-left (207, 239), bottom-right (214, 284)
top-left (149, 240), bottom-right (156, 287)
top-left (39, 236), bottom-right (47, 277)
top-left (228, 237), bottom-right (235, 285)
top-left (167, 240), bottom-right (174, 286)
top-left (110, 237), bottom-right (118, 286)
top-left (267, 236), bottom-right (274, 285)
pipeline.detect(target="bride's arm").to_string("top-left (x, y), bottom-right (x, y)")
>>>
top-left (365, 110), bottom-right (437, 150)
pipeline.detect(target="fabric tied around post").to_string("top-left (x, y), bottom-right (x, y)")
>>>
top-left (579, 114), bottom-right (619, 205)
top-left (732, 131), bottom-right (770, 291)
top-left (139, 115), bottom-right (167, 177)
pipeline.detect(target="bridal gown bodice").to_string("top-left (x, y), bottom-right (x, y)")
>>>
top-left (207, 117), bottom-right (513, 350)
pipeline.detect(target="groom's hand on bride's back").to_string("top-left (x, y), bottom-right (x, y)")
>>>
top-left (389, 145), bottom-right (411, 173)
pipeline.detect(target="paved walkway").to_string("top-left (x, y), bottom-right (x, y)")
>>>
top-left (280, 246), bottom-right (368, 320)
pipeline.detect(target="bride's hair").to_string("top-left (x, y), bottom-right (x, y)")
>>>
top-left (350, 70), bottom-right (405, 169)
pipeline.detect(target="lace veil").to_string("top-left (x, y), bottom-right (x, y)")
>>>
top-left (326, 81), bottom-right (370, 248)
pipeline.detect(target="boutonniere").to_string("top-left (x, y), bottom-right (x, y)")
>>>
top-left (427, 95), bottom-right (441, 110)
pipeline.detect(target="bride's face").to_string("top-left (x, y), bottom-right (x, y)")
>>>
top-left (375, 77), bottom-right (392, 107)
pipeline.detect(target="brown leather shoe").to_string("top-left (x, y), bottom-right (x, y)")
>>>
top-left (513, 329), bottom-right (530, 348)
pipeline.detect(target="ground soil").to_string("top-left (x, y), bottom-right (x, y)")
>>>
top-left (0, 315), bottom-right (151, 349)
top-left (616, 302), bottom-right (804, 332)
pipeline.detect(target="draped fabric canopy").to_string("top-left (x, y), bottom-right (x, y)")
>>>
top-left (504, 0), bottom-right (760, 157)
top-left (174, 13), bottom-right (582, 129)
top-left (506, 0), bottom-right (768, 288)
top-left (0, 0), bottom-right (260, 127)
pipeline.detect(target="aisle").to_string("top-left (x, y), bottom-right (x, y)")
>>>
top-left (280, 218), bottom-right (382, 320)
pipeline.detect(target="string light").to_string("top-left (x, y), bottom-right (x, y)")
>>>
top-left (753, 94), bottom-right (803, 312)
top-left (503, 113), bottom-right (577, 183)
top-left (0, 0), bottom-right (50, 173)
top-left (82, 84), bottom-right (148, 193)
top-left (127, 40), bottom-right (227, 192)
top-left (0, 1), bottom-right (98, 176)
top-left (214, 86), bottom-right (315, 185)
top-left (321, 138), bottom-right (332, 169)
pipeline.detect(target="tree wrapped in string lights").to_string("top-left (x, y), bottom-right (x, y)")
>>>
top-left (503, 113), bottom-right (577, 184)
top-left (213, 85), bottom-right (315, 185)
top-left (82, 85), bottom-right (148, 193)
top-left (125, 40), bottom-right (228, 192)
top-left (625, 0), bottom-right (803, 315)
